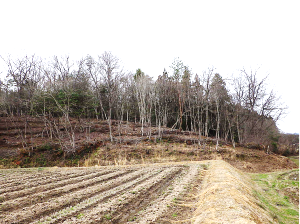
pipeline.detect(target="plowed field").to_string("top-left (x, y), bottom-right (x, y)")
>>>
top-left (0, 161), bottom-right (279, 223)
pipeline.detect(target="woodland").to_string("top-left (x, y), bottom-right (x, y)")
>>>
top-left (0, 52), bottom-right (297, 156)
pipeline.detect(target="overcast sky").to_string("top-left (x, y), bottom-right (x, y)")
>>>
top-left (0, 0), bottom-right (299, 133)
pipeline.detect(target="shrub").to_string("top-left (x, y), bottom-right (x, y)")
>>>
top-left (104, 214), bottom-right (112, 220)
top-left (37, 143), bottom-right (52, 152)
top-left (271, 142), bottom-right (278, 154)
top-left (282, 149), bottom-right (290, 157)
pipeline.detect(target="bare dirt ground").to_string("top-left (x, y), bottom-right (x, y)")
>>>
top-left (0, 160), bottom-right (282, 224)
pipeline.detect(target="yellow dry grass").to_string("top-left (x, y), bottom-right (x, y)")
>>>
top-left (192, 160), bottom-right (275, 224)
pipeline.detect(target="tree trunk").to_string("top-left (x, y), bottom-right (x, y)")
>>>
top-left (205, 103), bottom-right (209, 137)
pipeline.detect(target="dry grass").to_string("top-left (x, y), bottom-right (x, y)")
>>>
top-left (192, 160), bottom-right (275, 224)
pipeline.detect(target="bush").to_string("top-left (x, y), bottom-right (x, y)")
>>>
top-left (271, 142), bottom-right (278, 154)
top-left (37, 143), bottom-right (52, 152)
top-left (282, 149), bottom-right (291, 157)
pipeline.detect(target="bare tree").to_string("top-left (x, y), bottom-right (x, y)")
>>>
top-left (170, 58), bottom-right (185, 131)
top-left (99, 51), bottom-right (122, 142)
top-left (232, 68), bottom-right (286, 144)
top-left (154, 69), bottom-right (170, 139)
top-left (210, 73), bottom-right (229, 149)
top-left (83, 55), bottom-right (107, 120)
top-left (202, 67), bottom-right (214, 137)
top-left (192, 74), bottom-right (205, 145)
top-left (2, 55), bottom-right (42, 115)
top-left (43, 56), bottom-right (78, 153)
top-left (0, 53), bottom-right (289, 153)
top-left (134, 69), bottom-right (153, 136)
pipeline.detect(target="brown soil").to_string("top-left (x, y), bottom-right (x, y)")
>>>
top-left (0, 161), bottom-right (284, 224)
top-left (156, 165), bottom-right (205, 223)
top-left (0, 164), bottom-right (197, 223)
top-left (0, 116), bottom-right (298, 173)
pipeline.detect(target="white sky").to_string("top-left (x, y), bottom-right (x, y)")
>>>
top-left (0, 0), bottom-right (299, 133)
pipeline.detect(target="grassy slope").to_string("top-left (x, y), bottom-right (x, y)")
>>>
top-left (250, 169), bottom-right (299, 224)
top-left (288, 156), bottom-right (299, 167)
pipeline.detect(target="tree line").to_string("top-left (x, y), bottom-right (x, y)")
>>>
top-left (0, 52), bottom-right (286, 152)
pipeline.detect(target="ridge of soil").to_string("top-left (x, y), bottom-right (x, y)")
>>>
top-left (193, 160), bottom-right (275, 223)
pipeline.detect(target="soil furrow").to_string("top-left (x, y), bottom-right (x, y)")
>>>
top-left (33, 167), bottom-right (168, 224)
top-left (0, 172), bottom-right (56, 186)
top-left (0, 170), bottom-right (94, 195)
top-left (107, 167), bottom-right (184, 223)
top-left (57, 166), bottom-right (182, 224)
top-left (131, 164), bottom-right (201, 224)
top-left (0, 169), bottom-right (115, 200)
top-left (0, 168), bottom-right (100, 193)
top-left (0, 169), bottom-right (92, 190)
top-left (1, 168), bottom-right (151, 223)
top-left (0, 169), bottom-right (133, 212)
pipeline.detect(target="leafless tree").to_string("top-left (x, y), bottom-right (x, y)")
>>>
top-left (43, 56), bottom-right (78, 153)
top-left (99, 51), bottom-right (123, 142)
top-left (134, 69), bottom-right (153, 136)
top-left (210, 73), bottom-right (229, 149)
top-left (0, 53), bottom-right (289, 154)
top-left (170, 58), bottom-right (185, 131)
top-left (202, 67), bottom-right (214, 137)
top-left (192, 74), bottom-right (205, 145)
top-left (2, 55), bottom-right (42, 115)
top-left (83, 55), bottom-right (106, 120)
top-left (232, 68), bottom-right (286, 143)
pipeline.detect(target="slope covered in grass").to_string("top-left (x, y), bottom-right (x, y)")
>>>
top-left (251, 169), bottom-right (299, 224)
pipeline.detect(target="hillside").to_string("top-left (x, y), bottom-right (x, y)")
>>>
top-left (0, 116), bottom-right (299, 223)
top-left (0, 116), bottom-right (297, 172)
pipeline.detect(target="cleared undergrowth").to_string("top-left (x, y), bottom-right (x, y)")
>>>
top-left (1, 161), bottom-right (298, 223)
